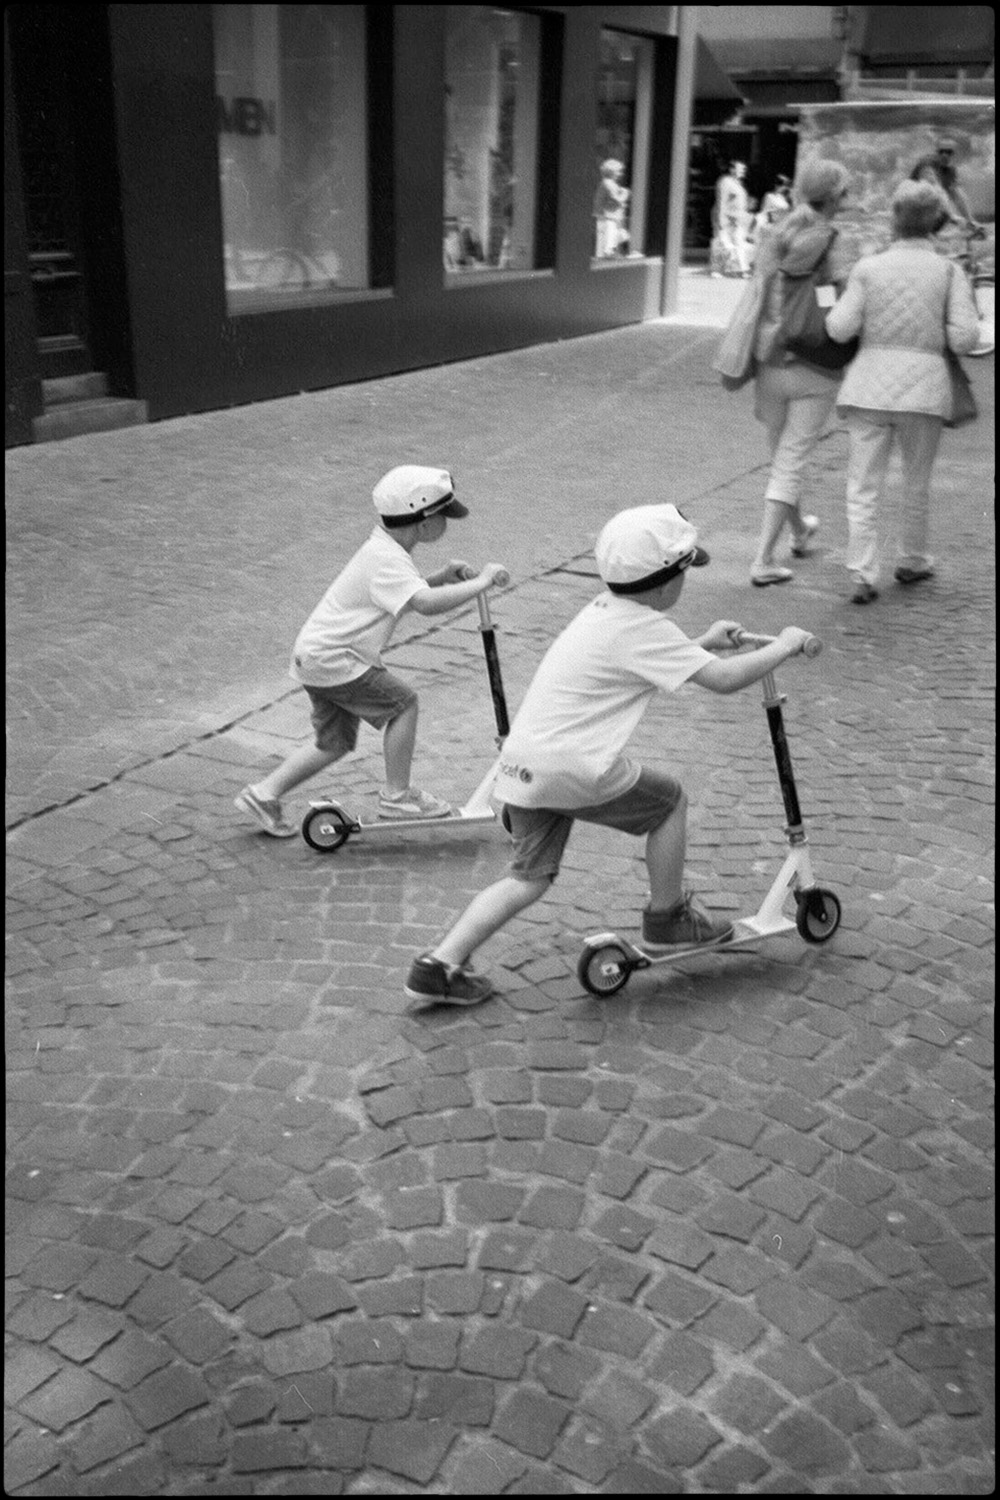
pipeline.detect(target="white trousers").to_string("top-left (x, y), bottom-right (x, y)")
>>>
top-left (844, 409), bottom-right (943, 585)
top-left (755, 366), bottom-right (838, 508)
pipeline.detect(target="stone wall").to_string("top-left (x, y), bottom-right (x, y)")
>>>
top-left (795, 100), bottom-right (995, 265)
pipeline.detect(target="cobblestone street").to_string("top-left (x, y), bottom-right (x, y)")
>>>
top-left (5, 321), bottom-right (995, 1495)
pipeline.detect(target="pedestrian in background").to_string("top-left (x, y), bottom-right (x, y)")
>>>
top-left (713, 161), bottom-right (752, 278)
top-left (757, 173), bottom-right (792, 231)
top-left (825, 179), bottom-right (979, 605)
top-left (747, 159), bottom-right (853, 587)
top-left (593, 158), bottom-right (630, 258)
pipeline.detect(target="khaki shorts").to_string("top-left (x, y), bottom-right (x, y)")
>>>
top-left (505, 767), bottom-right (683, 883)
top-left (304, 667), bottom-right (416, 758)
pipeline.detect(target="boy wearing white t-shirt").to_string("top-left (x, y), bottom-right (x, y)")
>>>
top-left (406, 504), bottom-right (814, 1007)
top-left (236, 466), bottom-right (507, 836)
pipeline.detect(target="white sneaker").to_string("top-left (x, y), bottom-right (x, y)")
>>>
top-left (791, 515), bottom-right (820, 558)
top-left (377, 788), bottom-right (452, 820)
top-left (234, 786), bottom-right (298, 838)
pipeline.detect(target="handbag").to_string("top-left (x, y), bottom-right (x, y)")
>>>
top-left (781, 230), bottom-right (859, 371)
top-left (942, 265), bottom-right (978, 428)
top-left (712, 270), bottom-right (769, 390)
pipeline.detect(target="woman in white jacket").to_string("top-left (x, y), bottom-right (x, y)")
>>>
top-left (826, 179), bottom-right (979, 604)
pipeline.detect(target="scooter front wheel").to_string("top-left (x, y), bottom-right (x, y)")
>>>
top-left (302, 804), bottom-right (353, 852)
top-left (578, 942), bottom-right (632, 998)
top-left (795, 887), bottom-right (841, 944)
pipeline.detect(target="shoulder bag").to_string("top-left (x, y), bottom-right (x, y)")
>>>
top-left (781, 230), bottom-right (859, 371)
top-left (942, 263), bottom-right (978, 429)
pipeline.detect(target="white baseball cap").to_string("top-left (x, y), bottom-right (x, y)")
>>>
top-left (595, 504), bottom-right (709, 595)
top-left (373, 466), bottom-right (469, 528)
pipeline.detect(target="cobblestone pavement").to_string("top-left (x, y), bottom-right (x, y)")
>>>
top-left (6, 328), bottom-right (995, 1495)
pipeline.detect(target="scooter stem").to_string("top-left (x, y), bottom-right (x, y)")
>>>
top-left (477, 590), bottom-right (511, 741)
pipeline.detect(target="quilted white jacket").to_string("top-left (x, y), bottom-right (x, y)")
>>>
top-left (826, 238), bottom-right (979, 418)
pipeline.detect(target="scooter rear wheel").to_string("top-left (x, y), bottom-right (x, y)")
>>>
top-left (795, 887), bottom-right (841, 944)
top-left (578, 942), bottom-right (632, 997)
top-left (302, 804), bottom-right (352, 852)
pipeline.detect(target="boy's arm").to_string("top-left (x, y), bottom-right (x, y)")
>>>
top-left (409, 563), bottom-right (507, 616)
top-left (690, 626), bottom-right (814, 695)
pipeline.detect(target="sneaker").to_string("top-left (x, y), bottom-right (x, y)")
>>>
top-left (850, 580), bottom-right (879, 605)
top-left (405, 953), bottom-right (493, 1007)
top-left (642, 894), bottom-right (734, 950)
top-left (234, 785), bottom-right (298, 838)
top-left (894, 566), bottom-right (934, 586)
top-left (378, 787), bottom-right (452, 820)
top-left (751, 566), bottom-right (794, 587)
top-left (791, 515), bottom-right (820, 558)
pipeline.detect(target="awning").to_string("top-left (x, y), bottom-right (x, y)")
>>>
top-left (854, 5), bottom-right (993, 66)
top-left (695, 36), bottom-right (744, 102)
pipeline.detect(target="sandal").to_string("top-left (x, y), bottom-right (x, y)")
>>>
top-left (751, 566), bottom-right (793, 588)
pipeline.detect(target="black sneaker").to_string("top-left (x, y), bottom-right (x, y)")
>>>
top-left (405, 954), bottom-right (493, 1007)
top-left (894, 567), bottom-right (934, 586)
top-left (642, 895), bottom-right (734, 950)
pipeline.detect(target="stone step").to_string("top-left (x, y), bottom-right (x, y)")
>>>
top-left (42, 372), bottom-right (110, 406)
top-left (32, 397), bottom-right (149, 444)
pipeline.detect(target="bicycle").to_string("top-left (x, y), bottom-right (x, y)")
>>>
top-left (954, 225), bottom-right (994, 357)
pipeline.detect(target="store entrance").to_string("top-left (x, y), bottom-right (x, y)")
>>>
top-left (7, 4), bottom-right (131, 385)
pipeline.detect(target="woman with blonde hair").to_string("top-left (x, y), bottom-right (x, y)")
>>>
top-left (748, 159), bottom-right (853, 587)
top-left (825, 178), bottom-right (979, 603)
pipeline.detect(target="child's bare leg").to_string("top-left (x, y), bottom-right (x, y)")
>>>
top-left (382, 700), bottom-right (418, 795)
top-left (646, 793), bottom-right (687, 911)
top-left (255, 744), bottom-right (340, 800)
top-left (433, 875), bottom-right (550, 968)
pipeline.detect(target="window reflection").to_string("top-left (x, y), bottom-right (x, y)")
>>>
top-left (594, 29), bottom-right (655, 260)
top-left (213, 4), bottom-right (372, 312)
top-left (444, 7), bottom-right (542, 275)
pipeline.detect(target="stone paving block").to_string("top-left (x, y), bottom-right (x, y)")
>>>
top-left (261, 1326), bottom-right (335, 1377)
top-left (2, 1427), bottom-right (61, 1491)
top-left (455, 1179), bottom-right (526, 1223)
top-left (459, 1324), bottom-right (536, 1379)
top-left (231, 1428), bottom-right (309, 1471)
top-left (447, 1437), bottom-right (528, 1495)
top-left (335, 1368), bottom-right (414, 1421)
top-left (810, 1381), bottom-right (879, 1435)
top-left (334, 1318), bottom-right (404, 1363)
top-left (646, 1405), bottom-right (724, 1468)
top-left (6, 1292), bottom-right (77, 1343)
top-left (70, 1402), bottom-right (147, 1474)
top-left (643, 1270), bottom-right (716, 1326)
top-left (754, 1280), bottom-right (838, 1340)
top-left (517, 1185), bottom-right (584, 1230)
top-left (708, 1372), bottom-right (788, 1434)
top-left (519, 1279), bottom-right (590, 1339)
top-left (19, 1242), bottom-right (100, 1293)
top-left (49, 1308), bottom-right (125, 1364)
top-left (578, 1302), bottom-right (657, 1358)
top-left (17, 1366), bottom-right (112, 1434)
top-left (415, 1373), bottom-right (494, 1426)
top-left (4, 1346), bottom-right (63, 1405)
top-left (478, 1227), bottom-right (538, 1272)
top-left (700, 1444), bottom-right (771, 1490)
top-left (226, 1380), bottom-right (279, 1427)
top-left (647, 1221), bottom-right (714, 1271)
top-left (125, 1363), bottom-right (211, 1431)
top-left (495, 1389), bottom-right (571, 1460)
top-left (756, 1341), bottom-right (836, 1397)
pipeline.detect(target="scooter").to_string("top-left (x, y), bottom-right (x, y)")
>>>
top-left (577, 628), bottom-right (841, 997)
top-left (301, 578), bottom-right (511, 852)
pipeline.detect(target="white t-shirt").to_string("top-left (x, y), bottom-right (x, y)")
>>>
top-left (290, 527), bottom-right (426, 686)
top-left (493, 593), bottom-right (714, 810)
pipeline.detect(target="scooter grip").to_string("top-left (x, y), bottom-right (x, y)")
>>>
top-left (491, 568), bottom-right (510, 589)
top-left (801, 635), bottom-right (822, 659)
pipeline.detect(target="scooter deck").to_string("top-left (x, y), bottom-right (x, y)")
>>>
top-left (586, 913), bottom-right (797, 965)
top-left (351, 808), bottom-right (497, 835)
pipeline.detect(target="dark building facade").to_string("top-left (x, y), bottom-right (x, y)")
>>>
top-left (5, 4), bottom-right (687, 447)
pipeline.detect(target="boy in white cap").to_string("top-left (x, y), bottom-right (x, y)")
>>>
top-left (406, 503), bottom-right (814, 1006)
top-left (236, 466), bottom-right (507, 836)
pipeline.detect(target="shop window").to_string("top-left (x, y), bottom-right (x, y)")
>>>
top-left (213, 4), bottom-right (390, 313)
top-left (593, 29), bottom-right (656, 261)
top-left (444, 7), bottom-right (550, 277)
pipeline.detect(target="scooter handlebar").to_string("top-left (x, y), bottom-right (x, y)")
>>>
top-left (458, 566), bottom-right (510, 588)
top-left (728, 627), bottom-right (822, 659)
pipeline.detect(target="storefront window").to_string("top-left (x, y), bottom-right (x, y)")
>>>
top-left (593, 29), bottom-right (656, 261)
top-left (444, 7), bottom-right (543, 276)
top-left (213, 4), bottom-right (374, 312)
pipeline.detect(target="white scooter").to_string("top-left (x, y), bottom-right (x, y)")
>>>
top-left (301, 580), bottom-right (510, 853)
top-left (577, 628), bottom-right (841, 997)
